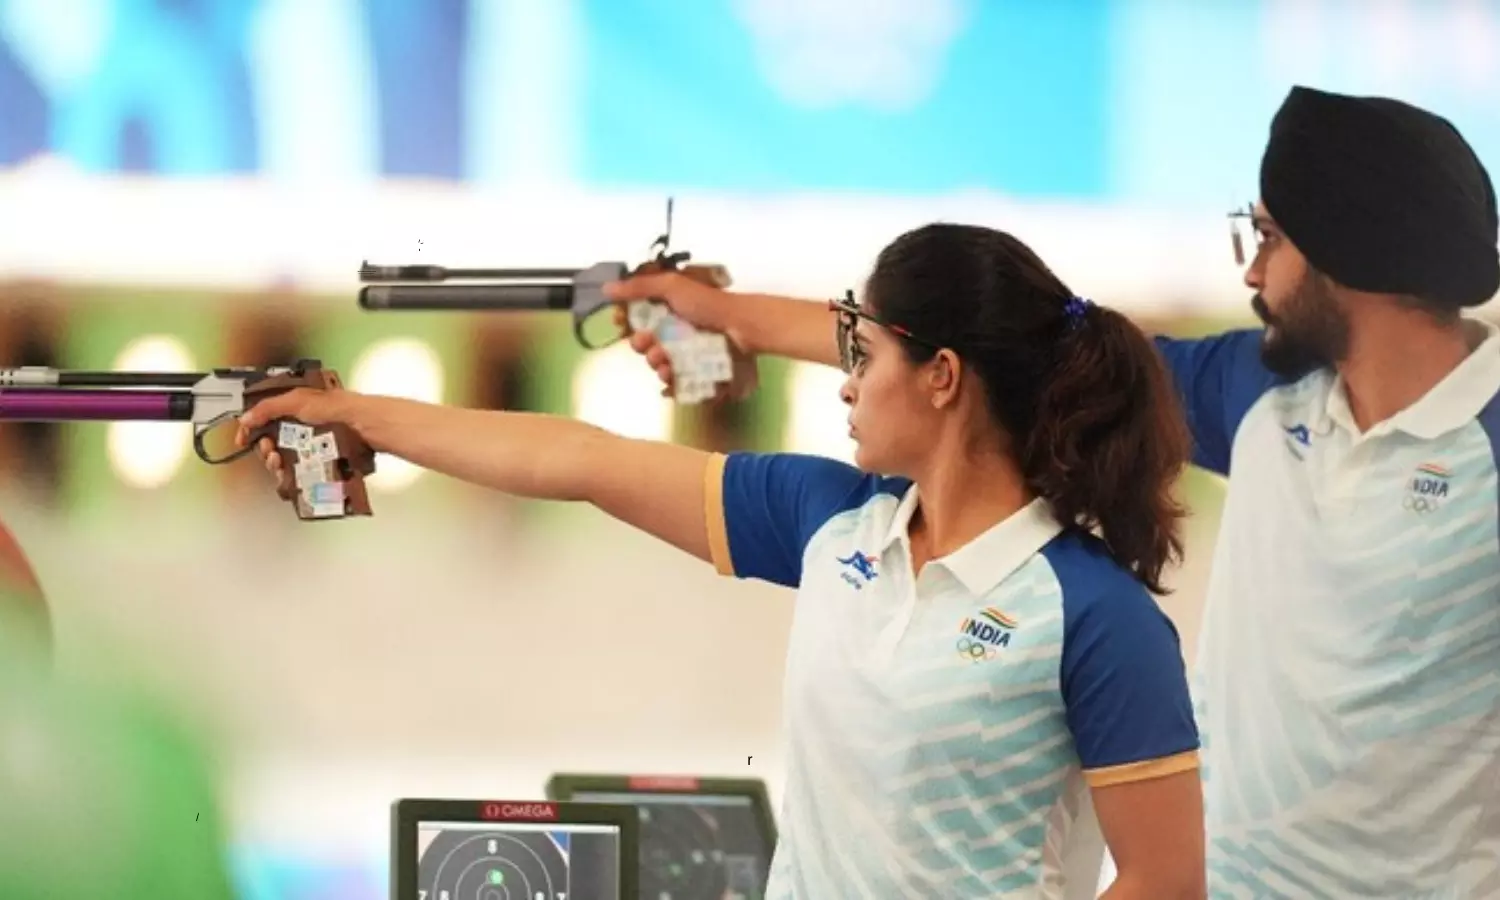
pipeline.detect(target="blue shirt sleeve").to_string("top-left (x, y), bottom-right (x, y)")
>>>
top-left (1153, 329), bottom-right (1286, 475)
top-left (706, 452), bottom-right (891, 588)
top-left (1045, 539), bottom-right (1198, 784)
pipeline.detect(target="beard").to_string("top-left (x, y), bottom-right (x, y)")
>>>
top-left (1252, 271), bottom-right (1350, 378)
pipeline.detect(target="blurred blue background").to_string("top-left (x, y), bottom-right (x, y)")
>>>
top-left (3, 0), bottom-right (1497, 197)
top-left (0, 1), bottom-right (1496, 897)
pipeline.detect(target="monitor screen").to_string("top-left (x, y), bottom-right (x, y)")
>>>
top-left (546, 775), bottom-right (776, 900)
top-left (391, 799), bottom-right (638, 900)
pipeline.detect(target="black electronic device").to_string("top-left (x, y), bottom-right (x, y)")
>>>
top-left (391, 798), bottom-right (639, 900)
top-left (545, 774), bottom-right (777, 900)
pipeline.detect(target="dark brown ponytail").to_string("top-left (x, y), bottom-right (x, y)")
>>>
top-left (1022, 305), bottom-right (1190, 593)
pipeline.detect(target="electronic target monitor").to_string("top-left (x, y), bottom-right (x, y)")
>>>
top-left (545, 774), bottom-right (777, 900)
top-left (391, 798), bottom-right (639, 900)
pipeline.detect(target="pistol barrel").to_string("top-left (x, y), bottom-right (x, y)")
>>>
top-left (0, 388), bottom-right (194, 421)
top-left (359, 283), bottom-right (575, 311)
top-left (0, 368), bottom-right (205, 388)
top-left (358, 262), bottom-right (629, 313)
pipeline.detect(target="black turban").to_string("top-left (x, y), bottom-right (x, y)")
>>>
top-left (1260, 86), bottom-right (1499, 308)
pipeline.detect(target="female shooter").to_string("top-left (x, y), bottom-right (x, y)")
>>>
top-left (238, 222), bottom-right (1206, 899)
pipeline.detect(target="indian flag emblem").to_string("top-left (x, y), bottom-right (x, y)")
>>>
top-left (977, 607), bottom-right (1017, 629)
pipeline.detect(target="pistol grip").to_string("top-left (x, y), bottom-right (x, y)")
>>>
top-left (270, 421), bottom-right (371, 520)
top-left (616, 261), bottom-right (733, 337)
top-left (256, 367), bottom-right (378, 521)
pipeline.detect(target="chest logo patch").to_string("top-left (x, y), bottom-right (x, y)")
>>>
top-left (837, 551), bottom-right (878, 589)
top-left (1404, 462), bottom-right (1450, 514)
top-left (1283, 423), bottom-right (1312, 459)
top-left (956, 607), bottom-right (1016, 662)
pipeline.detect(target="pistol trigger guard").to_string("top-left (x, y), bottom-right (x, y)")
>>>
top-left (193, 427), bottom-right (254, 465)
top-left (192, 410), bottom-right (262, 465)
top-left (191, 428), bottom-right (215, 464)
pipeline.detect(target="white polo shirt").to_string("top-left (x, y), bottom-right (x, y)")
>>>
top-left (703, 453), bottom-right (1200, 899)
top-left (1157, 321), bottom-right (1500, 898)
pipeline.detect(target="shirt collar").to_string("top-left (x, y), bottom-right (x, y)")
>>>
top-left (1323, 318), bottom-right (1500, 441)
top-left (880, 489), bottom-right (1064, 597)
top-left (879, 486), bottom-right (921, 552)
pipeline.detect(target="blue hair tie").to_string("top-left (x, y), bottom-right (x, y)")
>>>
top-left (1063, 295), bottom-right (1094, 327)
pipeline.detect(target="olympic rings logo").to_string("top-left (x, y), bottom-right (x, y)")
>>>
top-left (1403, 495), bottom-right (1442, 514)
top-left (956, 636), bottom-right (997, 662)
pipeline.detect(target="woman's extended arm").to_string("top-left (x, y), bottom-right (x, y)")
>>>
top-left (238, 390), bottom-right (719, 561)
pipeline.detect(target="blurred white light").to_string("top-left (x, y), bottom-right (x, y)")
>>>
top-left (571, 344), bottom-right (674, 441)
top-left (349, 338), bottom-right (446, 492)
top-left (782, 362), bottom-right (855, 463)
top-left (0, 0), bottom-right (112, 96)
top-left (106, 336), bottom-right (196, 489)
top-left (1098, 851), bottom-right (1117, 894)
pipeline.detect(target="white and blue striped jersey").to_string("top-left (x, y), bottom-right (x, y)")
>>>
top-left (1157, 321), bottom-right (1500, 899)
top-left (703, 453), bottom-right (1199, 899)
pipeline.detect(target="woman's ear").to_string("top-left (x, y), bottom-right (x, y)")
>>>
top-left (928, 348), bottom-right (962, 409)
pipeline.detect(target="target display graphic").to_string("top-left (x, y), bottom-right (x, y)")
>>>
top-left (391, 799), bottom-right (638, 900)
top-left (546, 776), bottom-right (777, 900)
top-left (418, 826), bottom-right (571, 899)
